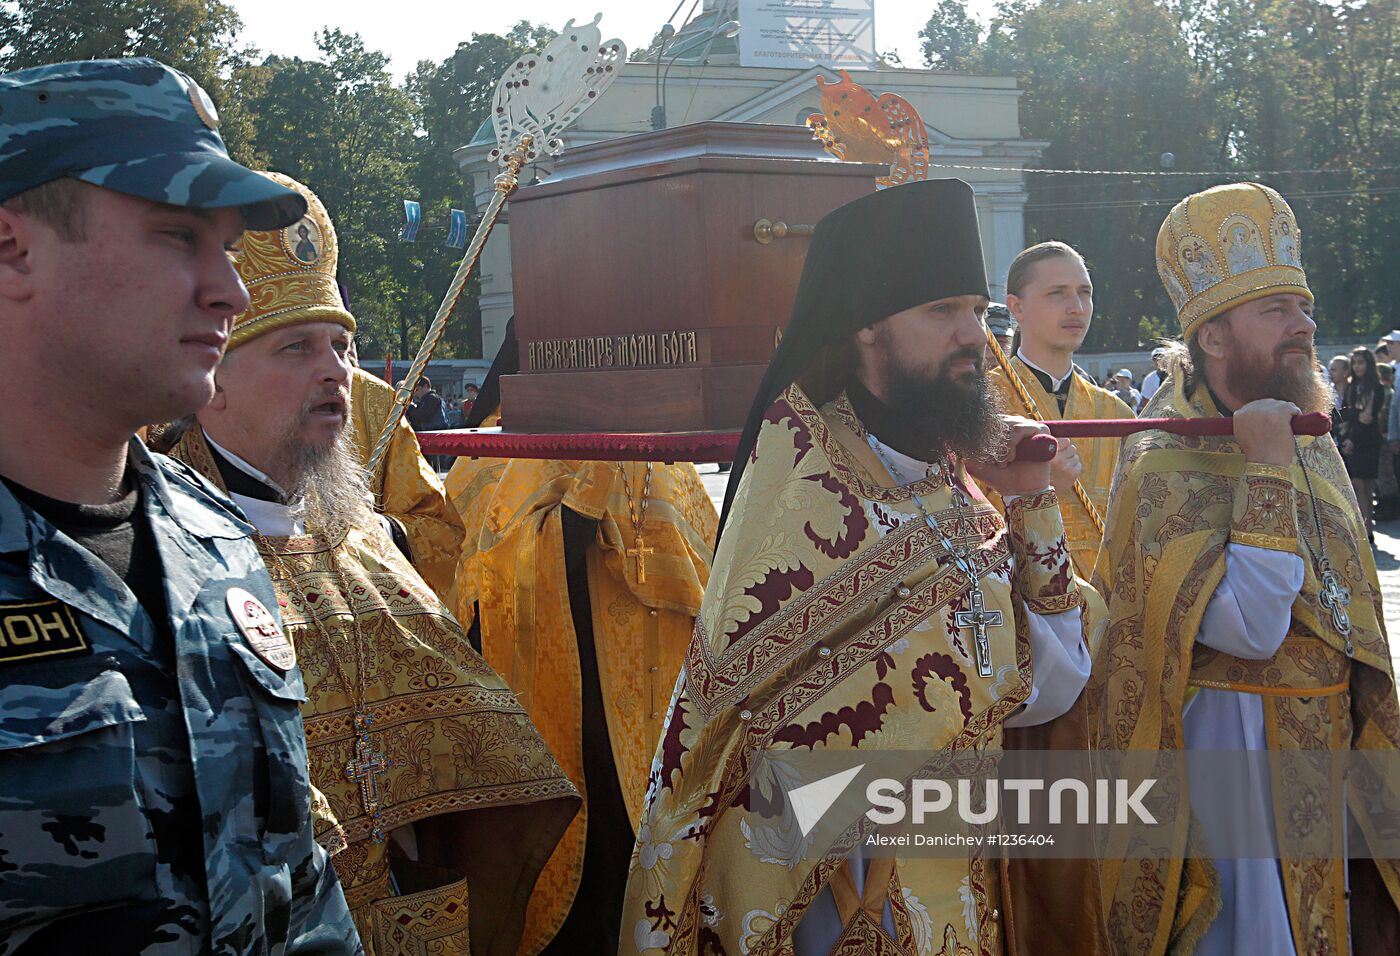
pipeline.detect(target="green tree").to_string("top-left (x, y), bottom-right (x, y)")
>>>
top-left (918, 0), bottom-right (1398, 345)
top-left (1191, 0), bottom-right (1400, 334)
top-left (974, 0), bottom-right (1217, 348)
top-left (0, 0), bottom-right (263, 161)
top-left (402, 22), bottom-right (558, 359)
top-left (242, 30), bottom-right (420, 358)
top-left (0, 0), bottom-right (241, 75)
top-left (919, 0), bottom-right (985, 70)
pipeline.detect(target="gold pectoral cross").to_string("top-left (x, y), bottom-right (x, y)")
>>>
top-left (954, 587), bottom-right (1003, 678)
top-left (346, 723), bottom-right (392, 843)
top-left (627, 535), bottom-right (656, 584)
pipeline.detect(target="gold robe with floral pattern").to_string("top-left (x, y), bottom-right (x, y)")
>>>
top-left (350, 368), bottom-right (464, 601)
top-left (986, 358), bottom-right (1134, 578)
top-left (446, 455), bottom-right (717, 955)
top-left (618, 385), bottom-right (1097, 956)
top-left (171, 427), bottom-right (579, 956)
top-left (443, 453), bottom-right (509, 636)
top-left (1088, 372), bottom-right (1400, 955)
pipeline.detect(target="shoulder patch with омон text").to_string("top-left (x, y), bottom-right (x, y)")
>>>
top-left (0, 599), bottom-right (89, 664)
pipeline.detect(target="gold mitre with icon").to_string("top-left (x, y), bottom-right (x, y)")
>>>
top-left (1155, 181), bottom-right (1311, 339)
top-left (228, 172), bottom-right (355, 349)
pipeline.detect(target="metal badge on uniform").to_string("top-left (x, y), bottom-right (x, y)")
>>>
top-left (187, 81), bottom-right (221, 130)
top-left (226, 588), bottom-right (295, 671)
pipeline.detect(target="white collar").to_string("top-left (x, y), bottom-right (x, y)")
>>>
top-left (203, 431), bottom-right (307, 535)
top-left (204, 431), bottom-right (295, 502)
top-left (1016, 348), bottom-right (1075, 392)
top-left (867, 433), bottom-right (940, 486)
top-left (225, 492), bottom-right (304, 537)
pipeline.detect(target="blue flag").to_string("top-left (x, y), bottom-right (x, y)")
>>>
top-left (445, 208), bottom-right (468, 249)
top-left (399, 200), bottom-right (421, 242)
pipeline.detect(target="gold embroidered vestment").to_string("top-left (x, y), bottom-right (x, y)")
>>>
top-left (985, 357), bottom-right (1133, 576)
top-left (618, 386), bottom-right (1094, 956)
top-left (446, 454), bottom-right (717, 954)
top-left (171, 428), bottom-right (578, 956)
top-left (1087, 375), bottom-right (1400, 955)
top-left (349, 368), bottom-right (464, 601)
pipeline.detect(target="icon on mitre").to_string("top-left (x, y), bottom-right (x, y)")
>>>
top-left (283, 217), bottom-right (323, 265)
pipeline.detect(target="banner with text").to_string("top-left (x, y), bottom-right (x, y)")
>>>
top-left (737, 0), bottom-right (877, 69)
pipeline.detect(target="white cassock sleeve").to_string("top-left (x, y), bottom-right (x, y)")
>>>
top-left (1197, 543), bottom-right (1305, 658)
top-left (1182, 544), bottom-right (1306, 956)
top-left (1005, 605), bottom-right (1091, 728)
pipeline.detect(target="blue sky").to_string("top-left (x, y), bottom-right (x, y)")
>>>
top-left (227, 1), bottom-right (1001, 75)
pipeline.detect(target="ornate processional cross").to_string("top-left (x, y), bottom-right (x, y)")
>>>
top-left (364, 16), bottom-right (625, 476)
top-left (626, 536), bottom-right (655, 585)
top-left (346, 719), bottom-right (392, 843)
top-left (954, 589), bottom-right (1003, 678)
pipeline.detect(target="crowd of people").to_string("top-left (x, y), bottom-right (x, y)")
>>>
top-left (1, 57), bottom-right (1395, 956)
top-left (1327, 340), bottom-right (1400, 539)
top-left (395, 377), bottom-right (481, 431)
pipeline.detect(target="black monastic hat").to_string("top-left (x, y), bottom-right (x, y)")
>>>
top-left (717, 178), bottom-right (989, 541)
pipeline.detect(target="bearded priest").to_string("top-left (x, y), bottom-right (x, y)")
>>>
top-left (1090, 182), bottom-right (1400, 954)
top-left (160, 175), bottom-right (578, 956)
top-left (618, 179), bottom-right (1106, 956)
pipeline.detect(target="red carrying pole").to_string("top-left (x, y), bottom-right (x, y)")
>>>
top-left (1047, 412), bottom-right (1331, 440)
top-left (411, 414), bottom-right (1330, 465)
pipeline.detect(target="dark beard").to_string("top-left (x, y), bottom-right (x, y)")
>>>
top-left (884, 347), bottom-right (1010, 461)
top-left (1225, 340), bottom-right (1334, 416)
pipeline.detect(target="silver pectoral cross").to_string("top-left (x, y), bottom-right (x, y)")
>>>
top-left (1318, 568), bottom-right (1353, 638)
top-left (346, 724), bottom-right (392, 843)
top-left (954, 587), bottom-right (1003, 678)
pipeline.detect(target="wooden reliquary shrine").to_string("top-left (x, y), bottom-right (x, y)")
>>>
top-left (499, 121), bottom-right (884, 433)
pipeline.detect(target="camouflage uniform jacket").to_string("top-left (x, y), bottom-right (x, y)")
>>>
top-left (0, 440), bottom-right (362, 954)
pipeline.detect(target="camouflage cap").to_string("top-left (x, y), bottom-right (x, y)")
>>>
top-left (0, 58), bottom-right (306, 230)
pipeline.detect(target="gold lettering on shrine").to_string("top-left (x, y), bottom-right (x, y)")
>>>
top-left (527, 330), bottom-right (700, 371)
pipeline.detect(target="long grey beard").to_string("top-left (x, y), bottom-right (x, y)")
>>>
top-left (273, 425), bottom-right (375, 538)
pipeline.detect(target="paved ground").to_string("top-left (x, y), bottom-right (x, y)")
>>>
top-left (1370, 519), bottom-right (1400, 672)
top-left (696, 464), bottom-right (1400, 671)
top-left (697, 462), bottom-right (729, 514)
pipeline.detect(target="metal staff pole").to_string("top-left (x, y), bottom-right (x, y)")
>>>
top-left (367, 142), bottom-right (530, 476)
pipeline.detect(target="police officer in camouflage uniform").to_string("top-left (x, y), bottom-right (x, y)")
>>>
top-left (0, 59), bottom-right (362, 953)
